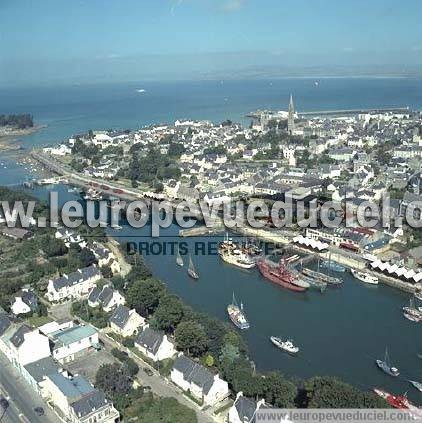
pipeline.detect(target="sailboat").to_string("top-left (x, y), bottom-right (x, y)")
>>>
top-left (187, 254), bottom-right (199, 279)
top-left (409, 380), bottom-right (422, 392)
top-left (376, 347), bottom-right (400, 377)
top-left (176, 249), bottom-right (184, 267)
top-left (403, 297), bottom-right (422, 322)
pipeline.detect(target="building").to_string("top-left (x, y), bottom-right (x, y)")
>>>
top-left (43, 373), bottom-right (119, 423)
top-left (22, 356), bottom-right (62, 397)
top-left (10, 289), bottom-right (38, 315)
top-left (109, 305), bottom-right (145, 337)
top-left (0, 324), bottom-right (51, 368)
top-left (88, 285), bottom-right (125, 312)
top-left (134, 326), bottom-right (177, 362)
top-left (171, 355), bottom-right (229, 406)
top-left (50, 324), bottom-right (99, 364)
top-left (288, 94), bottom-right (295, 135)
top-left (228, 392), bottom-right (266, 423)
top-left (46, 265), bottom-right (102, 302)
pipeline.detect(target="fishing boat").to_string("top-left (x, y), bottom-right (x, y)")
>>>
top-left (415, 291), bottom-right (422, 301)
top-left (176, 249), bottom-right (184, 267)
top-left (270, 336), bottom-right (299, 354)
top-left (111, 224), bottom-right (123, 230)
top-left (218, 234), bottom-right (256, 269)
top-left (404, 312), bottom-right (422, 322)
top-left (320, 260), bottom-right (346, 273)
top-left (351, 269), bottom-right (379, 285)
top-left (376, 348), bottom-right (400, 377)
top-left (409, 380), bottom-right (422, 392)
top-left (187, 255), bottom-right (199, 279)
top-left (257, 258), bottom-right (308, 292)
top-left (373, 388), bottom-right (413, 409)
top-left (227, 293), bottom-right (250, 330)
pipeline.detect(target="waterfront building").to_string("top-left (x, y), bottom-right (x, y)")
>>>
top-left (134, 325), bottom-right (177, 362)
top-left (171, 354), bottom-right (230, 406)
top-left (109, 304), bottom-right (145, 337)
top-left (88, 285), bottom-right (125, 312)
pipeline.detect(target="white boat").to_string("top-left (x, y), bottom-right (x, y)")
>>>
top-left (176, 249), bottom-right (184, 267)
top-left (111, 224), bottom-right (123, 230)
top-left (409, 380), bottom-right (422, 392)
top-left (187, 254), bottom-right (199, 279)
top-left (270, 336), bottom-right (299, 354)
top-left (351, 269), bottom-right (379, 285)
top-left (403, 297), bottom-right (422, 321)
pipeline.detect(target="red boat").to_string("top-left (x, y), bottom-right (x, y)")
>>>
top-left (257, 258), bottom-right (306, 292)
top-left (373, 388), bottom-right (414, 409)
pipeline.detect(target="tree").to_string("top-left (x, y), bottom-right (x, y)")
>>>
top-left (95, 363), bottom-right (133, 399)
top-left (174, 320), bottom-right (208, 357)
top-left (151, 294), bottom-right (184, 333)
top-left (126, 277), bottom-right (165, 316)
top-left (79, 247), bottom-right (97, 267)
top-left (304, 376), bottom-right (387, 408)
top-left (263, 372), bottom-right (297, 408)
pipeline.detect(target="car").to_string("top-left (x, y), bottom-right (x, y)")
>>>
top-left (143, 367), bottom-right (153, 376)
top-left (142, 385), bottom-right (152, 392)
top-left (0, 396), bottom-right (9, 410)
top-left (34, 406), bottom-right (44, 416)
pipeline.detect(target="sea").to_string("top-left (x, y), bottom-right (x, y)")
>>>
top-left (1, 78), bottom-right (422, 401)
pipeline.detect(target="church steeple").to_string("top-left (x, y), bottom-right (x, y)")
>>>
top-left (288, 94), bottom-right (295, 135)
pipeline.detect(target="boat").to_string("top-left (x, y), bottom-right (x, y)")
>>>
top-left (351, 269), bottom-right (379, 285)
top-left (320, 260), bottom-right (346, 273)
top-left (373, 388), bottom-right (413, 409)
top-left (302, 267), bottom-right (342, 285)
top-left (218, 234), bottom-right (256, 269)
top-left (176, 249), bottom-right (184, 267)
top-left (111, 224), bottom-right (123, 230)
top-left (409, 380), bottom-right (422, 392)
top-left (415, 291), bottom-right (422, 301)
top-left (403, 297), bottom-right (422, 321)
top-left (404, 312), bottom-right (422, 322)
top-left (187, 255), bottom-right (199, 279)
top-left (376, 348), bottom-right (400, 377)
top-left (227, 293), bottom-right (250, 330)
top-left (257, 258), bottom-right (307, 292)
top-left (270, 336), bottom-right (299, 354)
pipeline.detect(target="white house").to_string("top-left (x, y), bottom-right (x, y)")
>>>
top-left (88, 285), bottom-right (125, 312)
top-left (109, 305), bottom-right (145, 337)
top-left (1, 325), bottom-right (51, 368)
top-left (171, 355), bottom-right (229, 406)
top-left (46, 265), bottom-right (102, 302)
top-left (10, 289), bottom-right (38, 315)
top-left (134, 326), bottom-right (177, 362)
top-left (49, 324), bottom-right (99, 364)
top-left (228, 392), bottom-right (267, 423)
top-left (43, 373), bottom-right (119, 423)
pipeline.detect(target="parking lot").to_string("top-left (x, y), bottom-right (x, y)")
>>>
top-left (64, 349), bottom-right (117, 383)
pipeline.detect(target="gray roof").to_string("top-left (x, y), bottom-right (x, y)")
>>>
top-left (173, 356), bottom-right (215, 394)
top-left (135, 327), bottom-right (164, 355)
top-left (10, 325), bottom-right (32, 348)
top-left (98, 286), bottom-right (114, 306)
top-left (0, 314), bottom-right (12, 336)
top-left (18, 291), bottom-right (38, 310)
top-left (71, 390), bottom-right (109, 418)
top-left (24, 357), bottom-right (60, 383)
top-left (109, 305), bottom-right (130, 328)
top-left (52, 266), bottom-right (100, 291)
top-left (88, 287), bottom-right (101, 303)
top-left (48, 373), bottom-right (94, 401)
top-left (235, 396), bottom-right (258, 423)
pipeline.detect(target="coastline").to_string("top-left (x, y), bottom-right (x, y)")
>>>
top-left (0, 124), bottom-right (46, 151)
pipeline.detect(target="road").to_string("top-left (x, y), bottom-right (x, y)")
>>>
top-left (99, 333), bottom-right (215, 423)
top-left (0, 351), bottom-right (57, 423)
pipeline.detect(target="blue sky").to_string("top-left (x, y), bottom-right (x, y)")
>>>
top-left (1, 0), bottom-right (422, 85)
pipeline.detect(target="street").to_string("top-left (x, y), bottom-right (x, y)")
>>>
top-left (0, 351), bottom-right (57, 423)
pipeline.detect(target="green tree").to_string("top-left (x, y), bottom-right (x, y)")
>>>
top-left (174, 320), bottom-right (208, 357)
top-left (127, 277), bottom-right (165, 316)
top-left (95, 363), bottom-right (133, 399)
top-left (151, 294), bottom-right (184, 333)
top-left (263, 372), bottom-right (297, 408)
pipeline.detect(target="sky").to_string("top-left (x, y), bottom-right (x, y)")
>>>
top-left (1, 0), bottom-right (422, 86)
